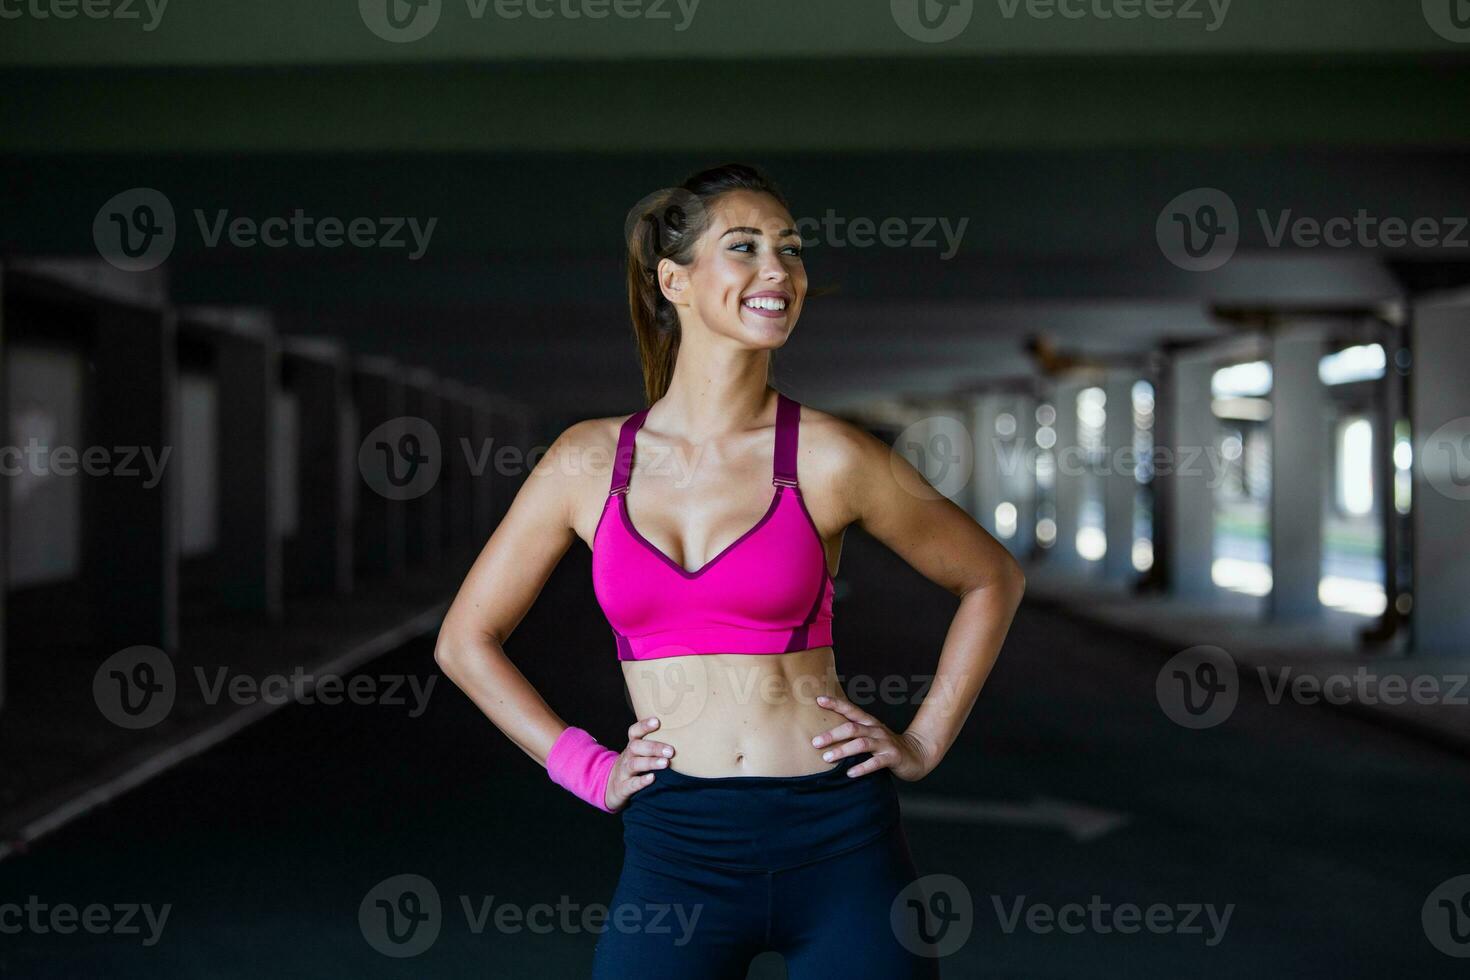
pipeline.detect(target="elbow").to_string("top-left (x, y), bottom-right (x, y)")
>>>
top-left (1000, 552), bottom-right (1027, 605)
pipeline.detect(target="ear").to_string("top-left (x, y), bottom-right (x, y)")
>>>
top-left (657, 257), bottom-right (689, 307)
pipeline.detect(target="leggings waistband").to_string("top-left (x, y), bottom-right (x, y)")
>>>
top-left (619, 754), bottom-right (901, 874)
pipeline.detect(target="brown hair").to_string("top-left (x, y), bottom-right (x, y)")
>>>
top-left (623, 162), bottom-right (793, 406)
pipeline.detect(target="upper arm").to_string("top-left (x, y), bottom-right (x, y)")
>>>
top-left (834, 420), bottom-right (1024, 599)
top-left (438, 419), bottom-right (601, 649)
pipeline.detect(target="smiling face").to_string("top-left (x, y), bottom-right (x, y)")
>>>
top-left (659, 189), bottom-right (808, 349)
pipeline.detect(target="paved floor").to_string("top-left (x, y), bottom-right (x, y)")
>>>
top-left (2, 532), bottom-right (1468, 978)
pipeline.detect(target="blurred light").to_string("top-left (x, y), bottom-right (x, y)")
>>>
top-left (1337, 418), bottom-right (1373, 516)
top-left (995, 502), bottom-right (1017, 539)
top-left (1319, 576), bottom-right (1386, 617)
top-left (1077, 387), bottom-right (1106, 430)
top-left (1393, 438), bottom-right (1412, 471)
top-left (1076, 526), bottom-right (1106, 561)
top-left (1131, 380), bottom-right (1155, 416)
top-left (1132, 539), bottom-right (1154, 572)
top-left (995, 412), bottom-right (1017, 439)
top-left (1211, 361), bottom-right (1272, 398)
top-left (1221, 433), bottom-right (1243, 461)
top-left (1318, 344), bottom-right (1386, 386)
top-left (1036, 425), bottom-right (1057, 450)
top-left (1035, 451), bottom-right (1056, 483)
top-left (1212, 557), bottom-right (1272, 596)
top-left (1396, 593), bottom-right (1413, 615)
top-left (1036, 518), bottom-right (1057, 547)
top-left (1212, 397), bottom-right (1273, 421)
top-left (1036, 403), bottom-right (1056, 427)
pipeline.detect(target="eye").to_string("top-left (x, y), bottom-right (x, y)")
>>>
top-left (781, 244), bottom-right (803, 258)
top-left (729, 239), bottom-right (757, 253)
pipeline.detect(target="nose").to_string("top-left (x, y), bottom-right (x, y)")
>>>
top-left (759, 252), bottom-right (790, 285)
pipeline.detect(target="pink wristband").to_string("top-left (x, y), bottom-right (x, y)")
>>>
top-left (546, 726), bottom-right (619, 813)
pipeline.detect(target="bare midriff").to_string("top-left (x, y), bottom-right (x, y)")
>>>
top-left (621, 646), bottom-right (849, 777)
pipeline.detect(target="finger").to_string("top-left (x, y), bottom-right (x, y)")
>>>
top-left (810, 721), bottom-right (861, 749)
top-left (627, 716), bottom-right (661, 740)
top-left (846, 752), bottom-right (894, 778)
top-left (622, 771), bottom-right (658, 795)
top-left (628, 754), bottom-right (671, 773)
top-left (820, 735), bottom-right (873, 762)
top-left (627, 739), bottom-right (676, 758)
top-left (816, 694), bottom-right (879, 727)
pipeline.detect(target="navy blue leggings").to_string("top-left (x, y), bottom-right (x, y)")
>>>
top-left (591, 754), bottom-right (940, 979)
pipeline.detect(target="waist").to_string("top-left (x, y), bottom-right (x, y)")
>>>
top-left (622, 647), bottom-right (844, 777)
top-left (620, 754), bottom-right (902, 874)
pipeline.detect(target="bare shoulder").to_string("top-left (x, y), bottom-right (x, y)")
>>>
top-left (790, 401), bottom-right (888, 527)
top-left (533, 412), bottom-right (638, 539)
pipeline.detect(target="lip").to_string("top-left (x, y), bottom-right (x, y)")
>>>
top-left (740, 291), bottom-right (792, 319)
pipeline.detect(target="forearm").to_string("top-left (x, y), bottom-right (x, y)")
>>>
top-left (904, 567), bottom-right (1025, 770)
top-left (433, 628), bottom-right (569, 768)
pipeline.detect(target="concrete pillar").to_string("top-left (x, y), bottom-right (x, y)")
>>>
top-left (90, 301), bottom-right (179, 653)
top-left (1411, 297), bottom-right (1470, 656)
top-left (403, 368), bottom-right (442, 568)
top-left (970, 393), bottom-right (1005, 532)
top-left (352, 356), bottom-right (407, 582)
top-left (1051, 378), bottom-right (1086, 570)
top-left (1163, 351), bottom-right (1216, 601)
top-left (1006, 392), bottom-right (1038, 560)
top-left (214, 325), bottom-right (283, 619)
top-left (1269, 322), bottom-right (1328, 622)
top-left (1103, 372), bottom-right (1138, 582)
top-left (282, 337), bottom-right (353, 597)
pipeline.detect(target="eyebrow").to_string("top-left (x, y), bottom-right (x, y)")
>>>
top-left (720, 225), bottom-right (800, 239)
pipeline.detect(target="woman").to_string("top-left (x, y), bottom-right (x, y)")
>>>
top-left (434, 163), bottom-right (1025, 978)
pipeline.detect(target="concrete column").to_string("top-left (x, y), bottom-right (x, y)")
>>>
top-left (1411, 297), bottom-right (1470, 656)
top-left (214, 327), bottom-right (283, 619)
top-left (352, 356), bottom-right (407, 582)
top-left (89, 301), bottom-right (179, 653)
top-left (403, 368), bottom-right (442, 568)
top-left (970, 393), bottom-right (1005, 532)
top-left (1051, 378), bottom-right (1086, 570)
top-left (1163, 351), bottom-right (1216, 601)
top-left (1269, 322), bottom-right (1328, 622)
top-left (282, 337), bottom-right (352, 597)
top-left (1103, 372), bottom-right (1138, 582)
top-left (1006, 392), bottom-right (1038, 559)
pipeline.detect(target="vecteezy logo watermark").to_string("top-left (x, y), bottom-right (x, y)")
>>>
top-left (360, 874), bottom-right (442, 958)
top-left (0, 897), bottom-right (172, 947)
top-left (1156, 187), bottom-right (1238, 272)
top-left (1159, 187), bottom-right (1470, 271)
top-left (359, 874), bottom-right (704, 957)
top-left (891, 874), bottom-right (974, 957)
top-left (1155, 646), bottom-right (1238, 729)
top-left (94, 188), bottom-right (177, 272)
top-left (359, 416), bottom-right (443, 501)
top-left (992, 895), bottom-right (1233, 946)
top-left (894, 415), bottom-right (975, 501)
top-left (94, 188), bottom-right (438, 271)
top-left (893, 0), bottom-right (1229, 42)
top-left (360, 0), bottom-right (700, 42)
top-left (1, 440), bottom-right (171, 487)
top-left (0, 0), bottom-right (169, 30)
top-left (93, 649), bottom-right (437, 729)
top-left (795, 211), bottom-right (969, 260)
top-left (94, 646), bottom-right (177, 730)
top-left (1423, 0), bottom-right (1470, 44)
top-left (1421, 417), bottom-right (1470, 501)
top-left (1424, 874), bottom-right (1470, 958)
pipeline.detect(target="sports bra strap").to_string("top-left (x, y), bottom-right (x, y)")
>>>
top-left (772, 392), bottom-right (800, 487)
top-left (609, 407), bottom-right (650, 495)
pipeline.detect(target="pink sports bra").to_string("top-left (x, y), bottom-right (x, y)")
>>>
top-left (591, 392), bottom-right (836, 661)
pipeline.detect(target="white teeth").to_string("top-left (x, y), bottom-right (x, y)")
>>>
top-left (743, 297), bottom-right (787, 311)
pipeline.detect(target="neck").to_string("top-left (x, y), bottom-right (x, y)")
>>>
top-left (657, 328), bottom-right (775, 439)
